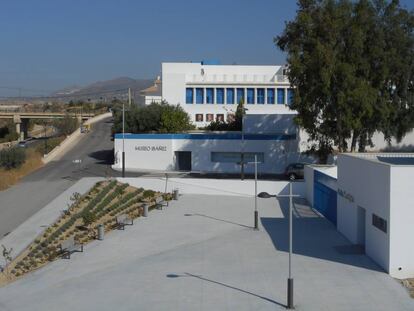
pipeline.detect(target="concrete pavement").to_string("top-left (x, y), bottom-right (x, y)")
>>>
top-left (0, 192), bottom-right (412, 311)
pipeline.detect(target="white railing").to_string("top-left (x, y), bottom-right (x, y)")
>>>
top-left (186, 74), bottom-right (289, 84)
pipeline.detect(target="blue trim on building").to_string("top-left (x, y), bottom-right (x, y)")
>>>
top-left (114, 133), bottom-right (296, 141)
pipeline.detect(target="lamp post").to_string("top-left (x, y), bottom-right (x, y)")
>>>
top-left (240, 106), bottom-right (248, 180)
top-left (254, 154), bottom-right (258, 230)
top-left (258, 182), bottom-right (300, 309)
top-left (122, 102), bottom-right (125, 178)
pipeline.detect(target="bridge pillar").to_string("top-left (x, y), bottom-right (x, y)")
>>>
top-left (13, 115), bottom-right (23, 141)
top-left (21, 119), bottom-right (29, 140)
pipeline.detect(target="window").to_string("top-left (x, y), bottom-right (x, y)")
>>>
top-left (216, 114), bottom-right (224, 122)
top-left (226, 88), bottom-right (234, 104)
top-left (195, 114), bottom-right (203, 122)
top-left (206, 88), bottom-right (214, 104)
top-left (211, 152), bottom-right (264, 163)
top-left (287, 88), bottom-right (294, 105)
top-left (372, 214), bottom-right (387, 233)
top-left (206, 114), bottom-right (214, 122)
top-left (247, 88), bottom-right (254, 104)
top-left (236, 88), bottom-right (244, 105)
top-left (186, 88), bottom-right (193, 104)
top-left (216, 88), bottom-right (224, 104)
top-left (277, 88), bottom-right (285, 105)
top-left (267, 88), bottom-right (275, 104)
top-left (196, 88), bottom-right (204, 104)
top-left (227, 113), bottom-right (235, 122)
top-left (257, 88), bottom-right (265, 104)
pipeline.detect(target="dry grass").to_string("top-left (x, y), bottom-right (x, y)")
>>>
top-left (0, 149), bottom-right (43, 191)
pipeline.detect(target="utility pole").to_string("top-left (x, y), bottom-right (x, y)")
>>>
top-left (122, 102), bottom-right (125, 178)
top-left (128, 88), bottom-right (132, 108)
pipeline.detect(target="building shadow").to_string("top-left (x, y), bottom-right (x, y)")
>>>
top-left (166, 272), bottom-right (286, 308)
top-left (260, 197), bottom-right (383, 272)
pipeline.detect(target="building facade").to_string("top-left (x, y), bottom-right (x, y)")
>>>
top-left (161, 62), bottom-right (295, 126)
top-left (304, 154), bottom-right (414, 279)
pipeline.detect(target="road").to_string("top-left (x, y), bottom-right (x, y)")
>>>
top-left (0, 117), bottom-right (139, 238)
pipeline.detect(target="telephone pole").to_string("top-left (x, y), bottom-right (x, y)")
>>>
top-left (128, 88), bottom-right (132, 108)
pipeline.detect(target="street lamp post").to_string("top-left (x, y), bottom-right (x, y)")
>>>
top-left (258, 182), bottom-right (300, 309)
top-left (254, 154), bottom-right (258, 230)
top-left (122, 102), bottom-right (125, 178)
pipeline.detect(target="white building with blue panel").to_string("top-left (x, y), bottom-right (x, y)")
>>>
top-left (161, 61), bottom-right (295, 126)
top-left (112, 130), bottom-right (312, 175)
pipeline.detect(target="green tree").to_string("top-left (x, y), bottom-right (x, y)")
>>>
top-left (276, 0), bottom-right (414, 162)
top-left (53, 114), bottom-right (79, 136)
top-left (205, 98), bottom-right (245, 131)
top-left (0, 147), bottom-right (26, 169)
top-left (112, 101), bottom-right (194, 134)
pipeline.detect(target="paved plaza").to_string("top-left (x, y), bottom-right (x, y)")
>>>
top-left (0, 192), bottom-right (413, 311)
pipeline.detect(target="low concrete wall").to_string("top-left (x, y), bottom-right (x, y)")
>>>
top-left (42, 112), bottom-right (112, 163)
top-left (118, 177), bottom-right (306, 198)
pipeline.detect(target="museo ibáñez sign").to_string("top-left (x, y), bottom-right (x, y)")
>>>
top-left (135, 145), bottom-right (167, 152)
top-left (338, 188), bottom-right (354, 203)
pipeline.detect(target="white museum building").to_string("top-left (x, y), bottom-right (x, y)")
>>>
top-left (160, 61), bottom-right (294, 126)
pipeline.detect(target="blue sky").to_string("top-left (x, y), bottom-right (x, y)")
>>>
top-left (0, 0), bottom-right (413, 96)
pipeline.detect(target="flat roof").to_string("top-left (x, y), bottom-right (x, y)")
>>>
top-left (114, 133), bottom-right (296, 141)
top-left (341, 153), bottom-right (414, 166)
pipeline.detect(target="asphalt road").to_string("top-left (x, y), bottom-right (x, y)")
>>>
top-left (0, 117), bottom-right (137, 238)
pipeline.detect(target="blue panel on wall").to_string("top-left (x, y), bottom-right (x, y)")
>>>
top-left (257, 88), bottom-right (265, 104)
top-left (247, 88), bottom-right (254, 104)
top-left (277, 88), bottom-right (285, 104)
top-left (287, 88), bottom-right (294, 105)
top-left (237, 88), bottom-right (244, 104)
top-left (216, 88), bottom-right (224, 104)
top-left (186, 88), bottom-right (193, 104)
top-left (226, 88), bottom-right (234, 104)
top-left (267, 88), bottom-right (275, 104)
top-left (206, 88), bottom-right (214, 104)
top-left (196, 88), bottom-right (203, 104)
top-left (314, 170), bottom-right (337, 225)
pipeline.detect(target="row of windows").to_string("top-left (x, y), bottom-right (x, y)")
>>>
top-left (211, 152), bottom-right (264, 163)
top-left (186, 87), bottom-right (294, 105)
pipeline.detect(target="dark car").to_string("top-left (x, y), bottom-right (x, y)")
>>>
top-left (17, 141), bottom-right (27, 148)
top-left (285, 163), bottom-right (305, 180)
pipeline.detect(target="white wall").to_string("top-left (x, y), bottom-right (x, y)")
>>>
top-left (113, 135), bottom-right (307, 174)
top-left (389, 166), bottom-right (414, 278)
top-left (113, 138), bottom-right (174, 171)
top-left (118, 177), bottom-right (306, 198)
top-left (337, 155), bottom-right (391, 273)
top-left (304, 165), bottom-right (314, 207)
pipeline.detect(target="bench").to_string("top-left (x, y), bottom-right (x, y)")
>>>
top-left (155, 196), bottom-right (168, 210)
top-left (59, 236), bottom-right (83, 259)
top-left (116, 214), bottom-right (133, 230)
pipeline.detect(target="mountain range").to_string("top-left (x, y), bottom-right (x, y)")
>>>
top-left (53, 77), bottom-right (154, 103)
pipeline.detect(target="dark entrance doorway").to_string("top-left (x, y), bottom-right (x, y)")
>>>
top-left (175, 151), bottom-right (192, 171)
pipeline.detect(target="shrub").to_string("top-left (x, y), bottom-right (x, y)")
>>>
top-left (82, 210), bottom-right (97, 227)
top-left (142, 190), bottom-right (155, 199)
top-left (0, 147), bottom-right (26, 169)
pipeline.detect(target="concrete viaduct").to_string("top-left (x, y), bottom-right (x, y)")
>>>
top-left (0, 112), bottom-right (95, 140)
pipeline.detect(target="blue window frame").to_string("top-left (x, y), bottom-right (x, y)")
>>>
top-left (186, 88), bottom-right (193, 104)
top-left (267, 88), bottom-right (275, 104)
top-left (196, 88), bottom-right (204, 104)
top-left (287, 88), bottom-right (294, 105)
top-left (277, 88), bottom-right (285, 105)
top-left (216, 88), bottom-right (224, 104)
top-left (206, 88), bottom-right (214, 104)
top-left (226, 88), bottom-right (234, 104)
top-left (236, 88), bottom-right (244, 104)
top-left (257, 88), bottom-right (265, 104)
top-left (247, 88), bottom-right (254, 104)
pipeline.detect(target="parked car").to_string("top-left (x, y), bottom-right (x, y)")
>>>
top-left (284, 163), bottom-right (305, 180)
